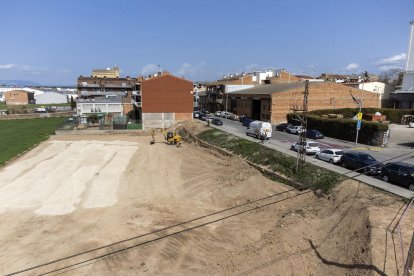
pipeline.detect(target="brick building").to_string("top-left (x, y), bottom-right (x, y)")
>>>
top-left (5, 90), bottom-right (35, 105)
top-left (136, 72), bottom-right (194, 129)
top-left (224, 82), bottom-right (381, 123)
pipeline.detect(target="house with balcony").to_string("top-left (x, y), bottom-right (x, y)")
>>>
top-left (76, 68), bottom-right (140, 120)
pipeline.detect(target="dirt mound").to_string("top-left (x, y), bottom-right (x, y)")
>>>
top-left (0, 130), bottom-right (412, 275)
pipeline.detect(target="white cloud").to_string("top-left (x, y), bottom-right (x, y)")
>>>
top-left (141, 64), bottom-right (160, 75)
top-left (175, 62), bottom-right (205, 77)
top-left (0, 64), bottom-right (16, 69)
top-left (377, 53), bottom-right (406, 65)
top-left (378, 65), bottom-right (403, 71)
top-left (345, 63), bottom-right (359, 71)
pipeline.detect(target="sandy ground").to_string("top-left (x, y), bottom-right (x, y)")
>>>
top-left (0, 127), bottom-right (413, 275)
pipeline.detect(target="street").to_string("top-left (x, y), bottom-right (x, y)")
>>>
top-left (204, 116), bottom-right (414, 199)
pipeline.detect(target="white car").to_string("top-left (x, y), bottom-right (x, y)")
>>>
top-left (291, 141), bottom-right (320, 154)
top-left (286, 125), bottom-right (304, 134)
top-left (315, 149), bottom-right (344, 164)
top-left (215, 111), bottom-right (222, 116)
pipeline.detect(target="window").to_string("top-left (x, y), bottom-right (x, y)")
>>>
top-left (399, 167), bottom-right (408, 175)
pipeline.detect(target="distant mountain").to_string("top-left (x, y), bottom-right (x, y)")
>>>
top-left (0, 80), bottom-right (42, 86)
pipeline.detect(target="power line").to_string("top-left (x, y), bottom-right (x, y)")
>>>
top-left (7, 151), bottom-right (414, 275)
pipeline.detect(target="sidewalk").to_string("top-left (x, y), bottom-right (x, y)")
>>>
top-left (207, 122), bottom-right (414, 199)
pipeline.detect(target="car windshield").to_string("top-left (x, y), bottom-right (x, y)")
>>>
top-left (308, 143), bottom-right (319, 147)
top-left (333, 151), bottom-right (344, 155)
top-left (359, 154), bottom-right (375, 161)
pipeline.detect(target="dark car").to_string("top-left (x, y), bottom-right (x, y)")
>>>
top-left (212, 118), bottom-right (223, 126)
top-left (275, 123), bottom-right (288, 132)
top-left (198, 112), bottom-right (206, 120)
top-left (340, 152), bottom-right (383, 175)
top-left (381, 162), bottom-right (414, 191)
top-left (306, 129), bottom-right (324, 139)
top-left (241, 117), bottom-right (254, 127)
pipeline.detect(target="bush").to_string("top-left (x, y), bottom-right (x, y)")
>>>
top-left (308, 108), bottom-right (414, 124)
top-left (287, 113), bottom-right (388, 145)
top-left (87, 114), bottom-right (99, 123)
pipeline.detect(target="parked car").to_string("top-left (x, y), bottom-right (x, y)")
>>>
top-left (315, 149), bottom-right (344, 164)
top-left (215, 111), bottom-right (222, 117)
top-left (239, 114), bottom-right (248, 122)
top-left (211, 118), bottom-right (223, 125)
top-left (198, 112), bottom-right (206, 120)
top-left (306, 129), bottom-right (324, 139)
top-left (380, 162), bottom-right (414, 191)
top-left (220, 111), bottom-right (231, 118)
top-left (286, 125), bottom-right (304, 134)
top-left (33, 107), bottom-right (47, 113)
top-left (246, 121), bottom-right (272, 139)
top-left (275, 123), bottom-right (288, 132)
top-left (340, 152), bottom-right (383, 175)
top-left (193, 111), bottom-right (200, 118)
top-left (227, 113), bottom-right (239, 121)
top-left (203, 115), bottom-right (214, 122)
top-left (290, 141), bottom-right (320, 155)
top-left (241, 117), bottom-right (254, 127)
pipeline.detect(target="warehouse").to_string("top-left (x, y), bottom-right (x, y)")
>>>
top-left (226, 82), bottom-right (381, 123)
top-left (35, 92), bottom-right (68, 104)
top-left (137, 72), bottom-right (193, 129)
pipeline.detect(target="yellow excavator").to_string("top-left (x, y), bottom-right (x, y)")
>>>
top-left (150, 129), bottom-right (182, 146)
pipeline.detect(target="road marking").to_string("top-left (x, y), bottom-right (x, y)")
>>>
top-left (351, 147), bottom-right (384, 151)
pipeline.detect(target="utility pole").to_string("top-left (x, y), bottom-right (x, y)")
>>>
top-left (350, 92), bottom-right (363, 146)
top-left (291, 80), bottom-right (309, 172)
top-left (404, 231), bottom-right (414, 276)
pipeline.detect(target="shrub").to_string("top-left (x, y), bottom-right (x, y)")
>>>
top-left (308, 108), bottom-right (414, 124)
top-left (287, 113), bottom-right (388, 145)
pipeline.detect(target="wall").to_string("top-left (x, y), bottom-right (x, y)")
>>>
top-left (5, 90), bottom-right (32, 105)
top-left (77, 102), bottom-right (123, 115)
top-left (141, 74), bottom-right (193, 113)
top-left (271, 82), bottom-right (381, 123)
top-left (35, 92), bottom-right (68, 104)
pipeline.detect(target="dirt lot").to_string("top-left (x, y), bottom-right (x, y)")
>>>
top-left (0, 126), bottom-right (413, 275)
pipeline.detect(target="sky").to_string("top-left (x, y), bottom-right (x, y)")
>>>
top-left (0, 0), bottom-right (413, 85)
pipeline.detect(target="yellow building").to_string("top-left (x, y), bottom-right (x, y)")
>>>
top-left (92, 66), bottom-right (120, 78)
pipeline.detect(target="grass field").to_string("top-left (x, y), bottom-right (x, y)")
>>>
top-left (0, 117), bottom-right (66, 166)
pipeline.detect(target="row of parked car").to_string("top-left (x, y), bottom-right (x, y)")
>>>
top-left (193, 111), bottom-right (223, 125)
top-left (276, 123), bottom-right (325, 139)
top-left (291, 143), bottom-right (414, 191)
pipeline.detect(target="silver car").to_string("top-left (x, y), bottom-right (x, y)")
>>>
top-left (315, 148), bottom-right (344, 164)
top-left (291, 141), bottom-right (320, 154)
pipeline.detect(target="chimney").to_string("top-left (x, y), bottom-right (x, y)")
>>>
top-left (406, 20), bottom-right (414, 72)
top-left (402, 20), bottom-right (414, 92)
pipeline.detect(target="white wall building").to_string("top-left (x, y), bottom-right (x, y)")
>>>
top-left (35, 92), bottom-right (68, 104)
top-left (76, 98), bottom-right (124, 116)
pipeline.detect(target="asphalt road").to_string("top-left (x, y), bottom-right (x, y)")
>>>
top-left (204, 116), bottom-right (414, 199)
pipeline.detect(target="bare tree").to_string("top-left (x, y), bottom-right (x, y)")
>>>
top-left (379, 68), bottom-right (403, 85)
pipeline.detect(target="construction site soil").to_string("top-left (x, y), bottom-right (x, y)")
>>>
top-left (0, 121), bottom-right (413, 275)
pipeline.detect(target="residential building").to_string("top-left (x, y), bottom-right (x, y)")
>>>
top-left (136, 72), bottom-right (193, 129)
top-left (390, 20), bottom-right (414, 109)
top-left (220, 82), bottom-right (380, 123)
top-left (4, 90), bottom-right (35, 105)
top-left (76, 69), bottom-right (138, 117)
top-left (343, 82), bottom-right (395, 108)
top-left (92, 66), bottom-right (120, 78)
top-left (35, 92), bottom-right (68, 104)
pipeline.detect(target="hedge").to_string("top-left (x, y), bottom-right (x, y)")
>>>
top-left (308, 108), bottom-right (414, 124)
top-left (287, 114), bottom-right (388, 145)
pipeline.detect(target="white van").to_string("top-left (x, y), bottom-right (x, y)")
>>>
top-left (246, 121), bottom-right (272, 139)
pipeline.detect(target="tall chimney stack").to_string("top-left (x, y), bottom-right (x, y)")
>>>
top-left (402, 20), bottom-right (414, 92)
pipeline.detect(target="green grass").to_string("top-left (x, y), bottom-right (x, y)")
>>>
top-left (0, 117), bottom-right (66, 166)
top-left (127, 123), bottom-right (142, 129)
top-left (197, 128), bottom-right (341, 193)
